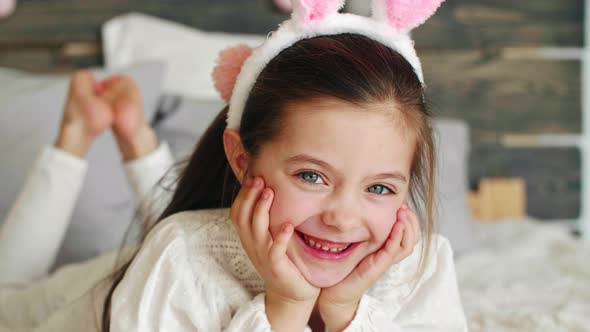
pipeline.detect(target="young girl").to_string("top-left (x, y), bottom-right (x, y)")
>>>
top-left (3, 0), bottom-right (468, 330)
top-left (105, 0), bottom-right (466, 331)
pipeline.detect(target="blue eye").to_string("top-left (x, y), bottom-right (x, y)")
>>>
top-left (368, 184), bottom-right (395, 195)
top-left (298, 171), bottom-right (325, 184)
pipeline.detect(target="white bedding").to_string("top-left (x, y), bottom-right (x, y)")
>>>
top-left (102, 13), bottom-right (264, 100)
top-left (456, 219), bottom-right (590, 331)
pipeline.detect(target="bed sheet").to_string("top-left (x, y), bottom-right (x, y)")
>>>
top-left (456, 219), bottom-right (590, 331)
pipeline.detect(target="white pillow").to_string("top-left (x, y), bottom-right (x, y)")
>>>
top-left (0, 62), bottom-right (165, 266)
top-left (103, 13), bottom-right (265, 101)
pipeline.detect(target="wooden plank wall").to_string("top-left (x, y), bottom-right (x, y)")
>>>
top-left (415, 0), bottom-right (583, 219)
top-left (0, 0), bottom-right (584, 219)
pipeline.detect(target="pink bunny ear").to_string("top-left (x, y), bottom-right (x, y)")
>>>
top-left (212, 45), bottom-right (253, 103)
top-left (292, 0), bottom-right (345, 27)
top-left (372, 0), bottom-right (444, 32)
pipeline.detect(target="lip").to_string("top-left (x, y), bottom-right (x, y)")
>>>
top-left (294, 231), bottom-right (361, 261)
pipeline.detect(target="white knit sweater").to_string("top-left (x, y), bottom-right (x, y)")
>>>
top-left (0, 207), bottom-right (467, 331)
top-left (110, 209), bottom-right (468, 331)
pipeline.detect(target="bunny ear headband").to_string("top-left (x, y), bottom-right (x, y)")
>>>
top-left (213, 0), bottom-right (445, 130)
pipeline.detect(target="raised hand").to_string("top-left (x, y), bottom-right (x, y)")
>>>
top-left (230, 176), bottom-right (319, 332)
top-left (318, 204), bottom-right (421, 331)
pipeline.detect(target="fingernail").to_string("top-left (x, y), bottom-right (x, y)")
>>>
top-left (253, 177), bottom-right (262, 188)
top-left (282, 224), bottom-right (293, 233)
top-left (262, 188), bottom-right (271, 200)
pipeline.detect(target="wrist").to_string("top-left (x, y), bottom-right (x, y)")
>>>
top-left (319, 298), bottom-right (359, 332)
top-left (265, 290), bottom-right (316, 332)
top-left (54, 124), bottom-right (93, 158)
top-left (115, 126), bottom-right (158, 161)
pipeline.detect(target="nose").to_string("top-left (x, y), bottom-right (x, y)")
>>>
top-left (320, 188), bottom-right (362, 232)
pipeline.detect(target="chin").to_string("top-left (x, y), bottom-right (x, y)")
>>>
top-left (298, 263), bottom-right (353, 288)
top-left (307, 275), bottom-right (343, 288)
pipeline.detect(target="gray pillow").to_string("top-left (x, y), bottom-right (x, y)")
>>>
top-left (153, 95), bottom-right (223, 161)
top-left (433, 119), bottom-right (478, 255)
top-left (155, 97), bottom-right (478, 255)
top-left (0, 62), bottom-right (165, 267)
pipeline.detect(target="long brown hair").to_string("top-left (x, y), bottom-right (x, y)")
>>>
top-left (101, 33), bottom-right (435, 330)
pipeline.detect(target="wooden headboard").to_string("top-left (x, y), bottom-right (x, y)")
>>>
top-left (0, 0), bottom-right (584, 220)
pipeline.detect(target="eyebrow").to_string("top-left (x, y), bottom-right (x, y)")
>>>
top-left (285, 154), bottom-right (408, 183)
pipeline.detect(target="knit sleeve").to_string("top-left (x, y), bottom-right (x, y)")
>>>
top-left (0, 145), bottom-right (87, 284)
top-left (110, 218), bottom-right (213, 331)
top-left (110, 216), bottom-right (308, 332)
top-left (341, 294), bottom-right (403, 332)
top-left (122, 142), bottom-right (176, 217)
top-left (342, 235), bottom-right (467, 332)
top-left (394, 236), bottom-right (468, 331)
top-left (366, 235), bottom-right (467, 332)
top-left (225, 293), bottom-right (311, 332)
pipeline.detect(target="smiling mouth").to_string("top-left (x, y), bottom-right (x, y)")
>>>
top-left (296, 231), bottom-right (354, 253)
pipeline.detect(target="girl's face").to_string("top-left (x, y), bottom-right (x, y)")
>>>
top-left (250, 97), bottom-right (416, 288)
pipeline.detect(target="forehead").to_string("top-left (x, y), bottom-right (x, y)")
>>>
top-left (263, 98), bottom-right (416, 175)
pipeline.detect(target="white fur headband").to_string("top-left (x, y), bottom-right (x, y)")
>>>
top-left (212, 0), bottom-right (445, 130)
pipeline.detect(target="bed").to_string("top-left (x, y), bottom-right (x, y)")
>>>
top-left (457, 220), bottom-right (590, 331)
top-left (0, 5), bottom-right (588, 332)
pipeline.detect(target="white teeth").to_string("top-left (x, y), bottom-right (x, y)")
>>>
top-left (301, 232), bottom-right (351, 253)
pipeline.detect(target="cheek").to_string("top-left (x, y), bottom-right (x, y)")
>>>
top-left (267, 183), bottom-right (320, 236)
top-left (367, 201), bottom-right (402, 244)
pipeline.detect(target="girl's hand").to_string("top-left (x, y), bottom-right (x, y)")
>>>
top-left (318, 204), bottom-right (421, 332)
top-left (55, 70), bottom-right (113, 157)
top-left (230, 176), bottom-right (319, 332)
top-left (98, 75), bottom-right (157, 161)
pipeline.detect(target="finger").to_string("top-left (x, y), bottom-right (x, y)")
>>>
top-left (252, 187), bottom-right (274, 243)
top-left (399, 217), bottom-right (415, 258)
top-left (405, 208), bottom-right (421, 244)
top-left (386, 218), bottom-right (405, 253)
top-left (357, 221), bottom-right (405, 283)
top-left (229, 176), bottom-right (252, 224)
top-left (399, 205), bottom-right (416, 245)
top-left (269, 223), bottom-right (293, 265)
top-left (371, 218), bottom-right (404, 267)
top-left (237, 177), bottom-right (265, 231)
top-left (400, 209), bottom-right (413, 244)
